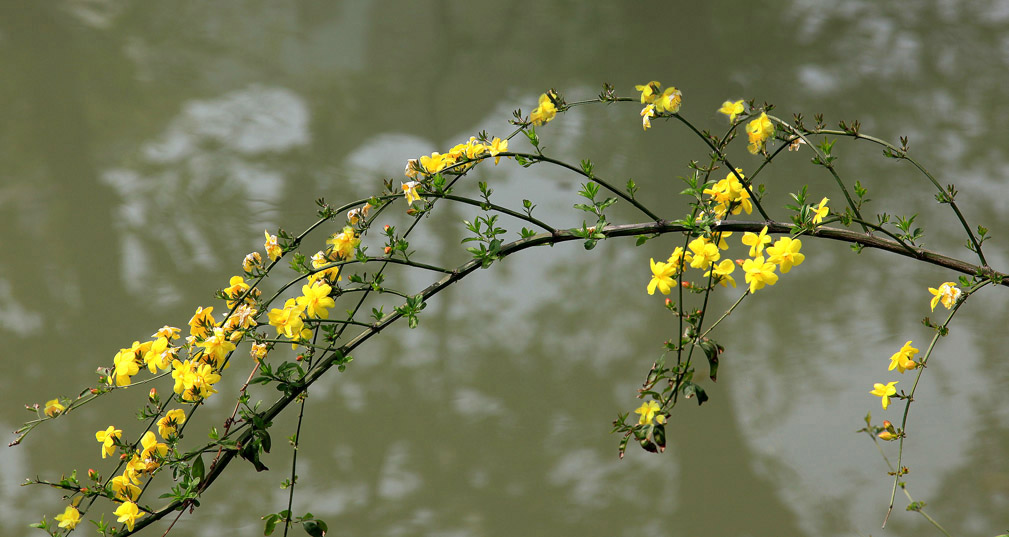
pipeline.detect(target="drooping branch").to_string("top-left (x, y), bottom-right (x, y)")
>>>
top-left (118, 215), bottom-right (1004, 534)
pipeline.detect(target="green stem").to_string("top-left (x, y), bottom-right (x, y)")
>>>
top-left (698, 289), bottom-right (749, 340)
top-left (815, 129), bottom-right (987, 266)
top-left (769, 117), bottom-right (869, 233)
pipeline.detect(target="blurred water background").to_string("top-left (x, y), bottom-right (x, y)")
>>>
top-left (1, 2), bottom-right (1008, 536)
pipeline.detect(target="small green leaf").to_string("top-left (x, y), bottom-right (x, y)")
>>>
top-left (303, 519), bottom-right (328, 537)
top-left (263, 514), bottom-right (280, 536)
top-left (192, 454), bottom-right (205, 481)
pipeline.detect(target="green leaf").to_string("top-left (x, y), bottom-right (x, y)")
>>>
top-left (681, 381), bottom-right (709, 405)
top-left (263, 514), bottom-right (280, 536)
top-left (638, 437), bottom-right (658, 453)
top-left (303, 520), bottom-right (328, 537)
top-left (652, 424), bottom-right (666, 452)
top-left (192, 454), bottom-right (205, 481)
top-left (699, 340), bottom-right (721, 382)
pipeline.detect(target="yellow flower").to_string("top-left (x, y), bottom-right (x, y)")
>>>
top-left (634, 81), bottom-right (661, 104)
top-left (530, 92), bottom-right (558, 126)
top-left (746, 112), bottom-right (774, 154)
top-left (420, 152), bottom-right (452, 175)
top-left (113, 500), bottom-right (145, 532)
top-left (741, 226), bottom-right (771, 257)
top-left (688, 236), bottom-right (720, 270)
top-left (158, 408), bottom-right (186, 440)
top-left (742, 255), bottom-right (778, 294)
top-left (188, 306), bottom-right (218, 339)
top-left (152, 325), bottom-right (181, 340)
top-left (634, 400), bottom-right (665, 426)
top-left (197, 327), bottom-right (236, 368)
top-left (143, 336), bottom-right (176, 373)
top-left (888, 340), bottom-right (920, 373)
top-left (171, 359), bottom-right (195, 396)
top-left (140, 431), bottom-right (168, 463)
top-left (647, 258), bottom-right (677, 296)
top-left (111, 474), bottom-right (141, 501)
top-left (488, 137), bottom-right (508, 164)
top-left (264, 230), bottom-right (282, 261)
top-left (928, 281), bottom-right (961, 311)
top-left (666, 246), bottom-right (692, 273)
top-left (704, 259), bottom-right (737, 288)
top-left (811, 197), bottom-right (829, 225)
top-left (766, 237), bottom-right (805, 273)
top-left (870, 381), bottom-right (898, 410)
top-left (640, 104), bottom-right (656, 130)
top-left (308, 251), bottom-right (341, 286)
top-left (251, 342), bottom-right (269, 361)
top-left (112, 347), bottom-right (141, 386)
top-left (347, 202), bottom-right (372, 225)
top-left (223, 275), bottom-right (254, 309)
top-left (714, 231), bottom-right (733, 250)
top-left (223, 303), bottom-right (258, 333)
top-left (189, 363), bottom-right (222, 401)
top-left (402, 181), bottom-right (421, 205)
top-left (44, 399), bottom-right (65, 418)
top-left (242, 251), bottom-right (263, 273)
top-left (327, 226), bottom-right (360, 260)
top-left (54, 505), bottom-right (81, 529)
top-left (297, 282), bottom-right (336, 319)
top-left (654, 87), bottom-right (682, 114)
top-left (268, 298), bottom-right (307, 340)
top-left (405, 158), bottom-right (420, 179)
top-left (95, 425), bottom-right (122, 459)
top-left (464, 137), bottom-right (487, 160)
top-left (718, 100), bottom-right (745, 123)
top-left (703, 169), bottom-right (752, 217)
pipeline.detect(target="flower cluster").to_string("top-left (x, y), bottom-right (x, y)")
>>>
top-left (530, 91), bottom-right (557, 126)
top-left (703, 169), bottom-right (753, 218)
top-left (746, 112), bottom-right (774, 154)
top-left (407, 136), bottom-right (509, 180)
top-left (635, 81), bottom-right (682, 130)
top-left (403, 136), bottom-right (510, 207)
top-left (57, 222), bottom-right (357, 529)
top-left (646, 225), bottom-right (807, 297)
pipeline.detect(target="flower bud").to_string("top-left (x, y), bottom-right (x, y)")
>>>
top-left (384, 246), bottom-right (392, 255)
top-left (149, 388), bottom-right (158, 403)
top-left (384, 224), bottom-right (391, 232)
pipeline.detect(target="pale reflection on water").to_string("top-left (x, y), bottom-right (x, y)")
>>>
top-left (1, 1), bottom-right (1008, 536)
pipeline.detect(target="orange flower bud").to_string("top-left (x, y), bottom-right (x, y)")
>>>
top-left (384, 246), bottom-right (392, 255)
top-left (383, 225), bottom-right (391, 232)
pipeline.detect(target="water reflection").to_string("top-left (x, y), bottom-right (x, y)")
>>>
top-left (100, 85), bottom-right (306, 303)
